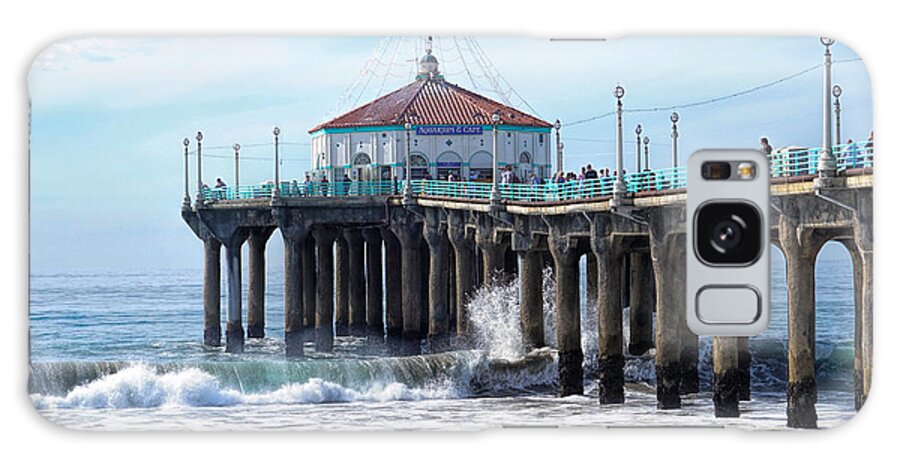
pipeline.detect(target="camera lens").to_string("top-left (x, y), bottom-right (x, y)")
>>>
top-left (710, 217), bottom-right (744, 252)
top-left (695, 202), bottom-right (762, 265)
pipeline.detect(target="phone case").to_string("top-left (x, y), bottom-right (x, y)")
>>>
top-left (28, 35), bottom-right (872, 431)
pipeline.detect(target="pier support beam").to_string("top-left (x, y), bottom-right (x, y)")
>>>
top-left (648, 206), bottom-right (686, 409)
top-left (853, 193), bottom-right (873, 411)
top-left (448, 211), bottom-right (476, 339)
top-left (282, 228), bottom-right (308, 357)
top-left (586, 254), bottom-right (598, 311)
top-left (313, 227), bottom-right (340, 353)
top-left (476, 216), bottom-right (507, 284)
top-left (362, 229), bottom-right (384, 340)
top-left (391, 212), bottom-right (425, 348)
top-left (737, 337), bottom-right (751, 401)
top-left (202, 237), bottom-right (222, 347)
top-left (224, 238), bottom-right (247, 354)
top-left (680, 326), bottom-right (700, 394)
top-left (302, 235), bottom-right (317, 340)
top-left (424, 209), bottom-right (450, 347)
top-left (548, 226), bottom-right (583, 396)
top-left (519, 249), bottom-right (545, 350)
top-left (247, 227), bottom-right (274, 339)
top-left (381, 227), bottom-right (403, 341)
top-left (628, 252), bottom-right (655, 356)
top-left (344, 229), bottom-right (367, 336)
top-left (779, 217), bottom-right (822, 429)
top-left (592, 220), bottom-right (625, 404)
top-left (713, 336), bottom-right (741, 417)
top-left (334, 236), bottom-right (350, 336)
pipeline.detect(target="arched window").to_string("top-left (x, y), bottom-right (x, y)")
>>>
top-left (436, 151), bottom-right (462, 180)
top-left (519, 152), bottom-right (532, 165)
top-left (353, 152), bottom-right (372, 165)
top-left (469, 150), bottom-right (493, 181)
top-left (409, 152), bottom-right (429, 179)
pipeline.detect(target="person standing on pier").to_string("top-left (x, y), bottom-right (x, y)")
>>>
top-left (760, 137), bottom-right (773, 156)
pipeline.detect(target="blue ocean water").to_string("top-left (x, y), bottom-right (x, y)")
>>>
top-left (27, 249), bottom-right (859, 430)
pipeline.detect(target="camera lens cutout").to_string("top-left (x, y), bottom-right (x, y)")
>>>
top-left (695, 202), bottom-right (762, 265)
top-left (701, 161), bottom-right (732, 180)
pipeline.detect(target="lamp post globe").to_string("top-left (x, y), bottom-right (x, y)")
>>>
top-left (554, 119), bottom-right (561, 131)
top-left (643, 136), bottom-right (650, 145)
top-left (183, 137), bottom-right (190, 147)
top-left (635, 124), bottom-right (642, 136)
top-left (614, 85), bottom-right (625, 99)
top-left (670, 112), bottom-right (680, 123)
top-left (196, 131), bottom-right (203, 142)
top-left (820, 37), bottom-right (835, 47)
top-left (832, 84), bottom-right (842, 98)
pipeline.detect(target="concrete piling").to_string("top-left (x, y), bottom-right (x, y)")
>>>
top-left (853, 194), bottom-right (873, 411)
top-left (737, 337), bottom-right (751, 401)
top-left (344, 229), bottom-right (367, 336)
top-left (419, 242), bottom-right (430, 337)
top-left (628, 252), bottom-right (655, 356)
top-left (680, 327), bottom-right (700, 394)
top-left (313, 227), bottom-right (339, 353)
top-left (301, 235), bottom-right (317, 340)
top-left (424, 210), bottom-right (450, 347)
top-left (247, 227), bottom-right (274, 339)
top-left (593, 228), bottom-right (625, 404)
top-left (361, 228), bottom-right (384, 340)
top-left (392, 215), bottom-right (425, 347)
top-left (224, 241), bottom-right (245, 354)
top-left (334, 236), bottom-right (350, 336)
top-left (202, 237), bottom-right (222, 347)
top-left (519, 249), bottom-right (545, 349)
top-left (283, 231), bottom-right (305, 357)
top-left (779, 217), bottom-right (819, 429)
top-left (381, 227), bottom-right (403, 341)
top-left (548, 228), bottom-right (583, 396)
top-left (712, 336), bottom-right (741, 417)
top-left (648, 206), bottom-right (685, 409)
top-left (448, 211), bottom-right (476, 338)
top-left (586, 254), bottom-right (598, 311)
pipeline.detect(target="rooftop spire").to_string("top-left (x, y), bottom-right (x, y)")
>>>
top-left (417, 35), bottom-right (441, 80)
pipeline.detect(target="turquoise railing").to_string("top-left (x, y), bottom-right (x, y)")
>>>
top-left (199, 143), bottom-right (873, 203)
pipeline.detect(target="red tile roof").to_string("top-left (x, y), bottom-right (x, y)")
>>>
top-left (310, 77), bottom-right (551, 133)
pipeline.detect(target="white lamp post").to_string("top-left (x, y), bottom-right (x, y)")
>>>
top-left (195, 131), bottom-right (203, 203)
top-left (833, 84), bottom-right (843, 149)
top-left (670, 112), bottom-right (680, 168)
top-left (233, 143), bottom-right (241, 199)
top-left (635, 124), bottom-right (643, 172)
top-left (490, 110), bottom-right (502, 205)
top-left (554, 119), bottom-right (563, 175)
top-left (272, 127), bottom-right (281, 197)
top-left (182, 137), bottom-right (190, 206)
top-left (817, 37), bottom-right (837, 179)
top-left (403, 121), bottom-right (413, 205)
top-left (612, 84), bottom-right (627, 203)
top-left (642, 136), bottom-right (650, 171)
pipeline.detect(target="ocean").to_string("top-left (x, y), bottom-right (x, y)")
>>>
top-left (28, 251), bottom-right (858, 431)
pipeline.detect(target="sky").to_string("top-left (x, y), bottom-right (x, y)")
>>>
top-left (28, 36), bottom-right (871, 272)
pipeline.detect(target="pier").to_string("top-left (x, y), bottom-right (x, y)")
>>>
top-left (182, 140), bottom-right (872, 428)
